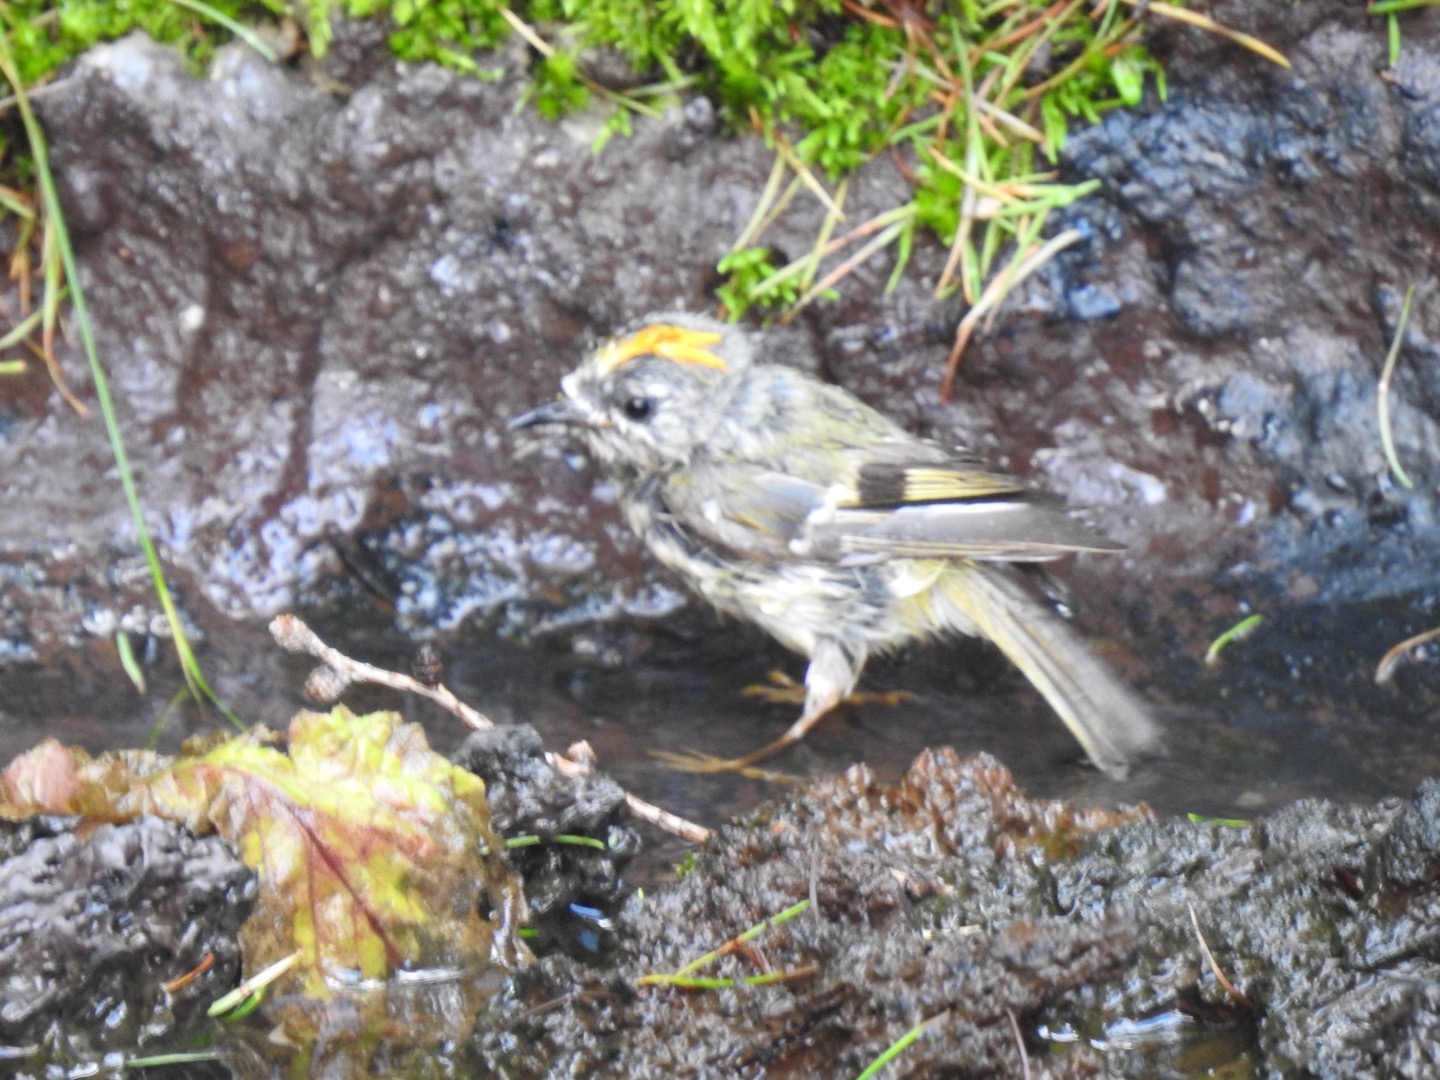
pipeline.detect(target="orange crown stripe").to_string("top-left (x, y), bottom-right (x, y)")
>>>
top-left (594, 324), bottom-right (727, 375)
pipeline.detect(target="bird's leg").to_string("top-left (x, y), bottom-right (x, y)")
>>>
top-left (653, 640), bottom-right (857, 775)
top-left (744, 668), bottom-right (921, 708)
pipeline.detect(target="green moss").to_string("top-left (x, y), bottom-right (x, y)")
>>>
top-left (5, 0), bottom-right (276, 85)
top-left (2, 0), bottom-right (1207, 322)
top-left (363, 0), bottom-right (511, 71)
top-left (715, 246), bottom-right (807, 318)
top-left (532, 49), bottom-right (591, 118)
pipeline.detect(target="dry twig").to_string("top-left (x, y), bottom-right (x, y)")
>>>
top-left (1186, 901), bottom-right (1248, 1006)
top-left (1006, 1007), bottom-right (1032, 1080)
top-left (268, 615), bottom-right (712, 843)
top-left (1376, 624), bottom-right (1440, 685)
top-left (940, 227), bottom-right (1084, 401)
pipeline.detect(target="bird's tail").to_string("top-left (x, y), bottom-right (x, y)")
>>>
top-left (936, 565), bottom-right (1161, 778)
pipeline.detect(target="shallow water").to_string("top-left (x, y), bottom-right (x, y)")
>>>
top-left (9, 585), bottom-right (1439, 893)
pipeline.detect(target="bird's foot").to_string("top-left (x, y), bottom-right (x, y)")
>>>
top-left (849, 687), bottom-right (923, 707)
top-left (742, 670), bottom-right (921, 709)
top-left (649, 748), bottom-right (799, 781)
top-left (740, 670), bottom-right (806, 706)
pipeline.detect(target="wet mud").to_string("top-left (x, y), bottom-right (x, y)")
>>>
top-left (470, 752), bottom-right (1440, 1079)
top-left (0, 815), bottom-right (253, 1069)
top-left (11, 737), bottom-right (1440, 1078)
top-left (3, 0), bottom-right (1440, 1074)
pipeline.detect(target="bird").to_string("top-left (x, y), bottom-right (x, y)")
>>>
top-left (512, 312), bottom-right (1161, 777)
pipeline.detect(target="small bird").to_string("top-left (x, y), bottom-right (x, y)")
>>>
top-left (513, 313), bottom-right (1160, 777)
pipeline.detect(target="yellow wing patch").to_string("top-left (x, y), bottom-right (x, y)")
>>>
top-left (839, 464), bottom-right (1024, 507)
top-left (898, 467), bottom-right (1022, 502)
top-left (594, 324), bottom-right (727, 375)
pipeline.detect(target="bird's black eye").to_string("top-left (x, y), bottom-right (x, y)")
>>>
top-left (621, 396), bottom-right (655, 422)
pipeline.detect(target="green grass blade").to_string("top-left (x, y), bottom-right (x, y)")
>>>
top-left (1204, 614), bottom-right (1264, 665)
top-left (1377, 285), bottom-right (1417, 491)
top-left (162, 0), bottom-right (280, 62)
top-left (855, 1011), bottom-right (948, 1080)
top-left (115, 630), bottom-right (148, 693)
top-left (0, 303), bottom-right (49, 350)
top-left (1368, 0), bottom-right (1440, 14)
top-left (672, 898), bottom-right (811, 978)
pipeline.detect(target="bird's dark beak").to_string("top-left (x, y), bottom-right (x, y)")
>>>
top-left (510, 398), bottom-right (583, 429)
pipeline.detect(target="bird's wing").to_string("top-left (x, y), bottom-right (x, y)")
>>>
top-left (656, 462), bottom-right (830, 561)
top-left (662, 458), bottom-right (1119, 565)
top-left (803, 459), bottom-right (1121, 563)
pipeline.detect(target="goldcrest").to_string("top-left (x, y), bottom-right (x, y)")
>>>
top-left (514, 313), bottom-right (1160, 777)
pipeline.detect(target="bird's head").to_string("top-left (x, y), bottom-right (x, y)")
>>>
top-left (512, 312), bottom-right (753, 474)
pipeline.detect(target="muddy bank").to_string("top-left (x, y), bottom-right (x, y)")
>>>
top-left (5, 740), bottom-right (1440, 1077)
top-left (469, 749), bottom-right (1440, 1079)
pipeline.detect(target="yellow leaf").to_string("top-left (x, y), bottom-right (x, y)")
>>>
top-left (1, 707), bottom-right (526, 999)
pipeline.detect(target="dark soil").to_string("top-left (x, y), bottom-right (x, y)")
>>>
top-left (0, 815), bottom-right (253, 1069)
top-left (469, 750), bottom-right (1440, 1080)
top-left (3, 0), bottom-right (1440, 1075)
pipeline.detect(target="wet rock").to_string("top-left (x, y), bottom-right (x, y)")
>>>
top-left (1057, 10), bottom-right (1440, 615)
top-left (2, 4), bottom-right (1434, 664)
top-left (10, 24), bottom-right (956, 668)
top-left (1277, 968), bottom-right (1440, 1080)
top-left (470, 745), bottom-right (1440, 1077)
top-left (1048, 783), bottom-right (1440, 1080)
top-left (4, 745), bottom-right (1440, 1076)
top-left (0, 9), bottom-right (1337, 663)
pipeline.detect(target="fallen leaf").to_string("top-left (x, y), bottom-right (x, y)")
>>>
top-left (1, 707), bottom-right (526, 996)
